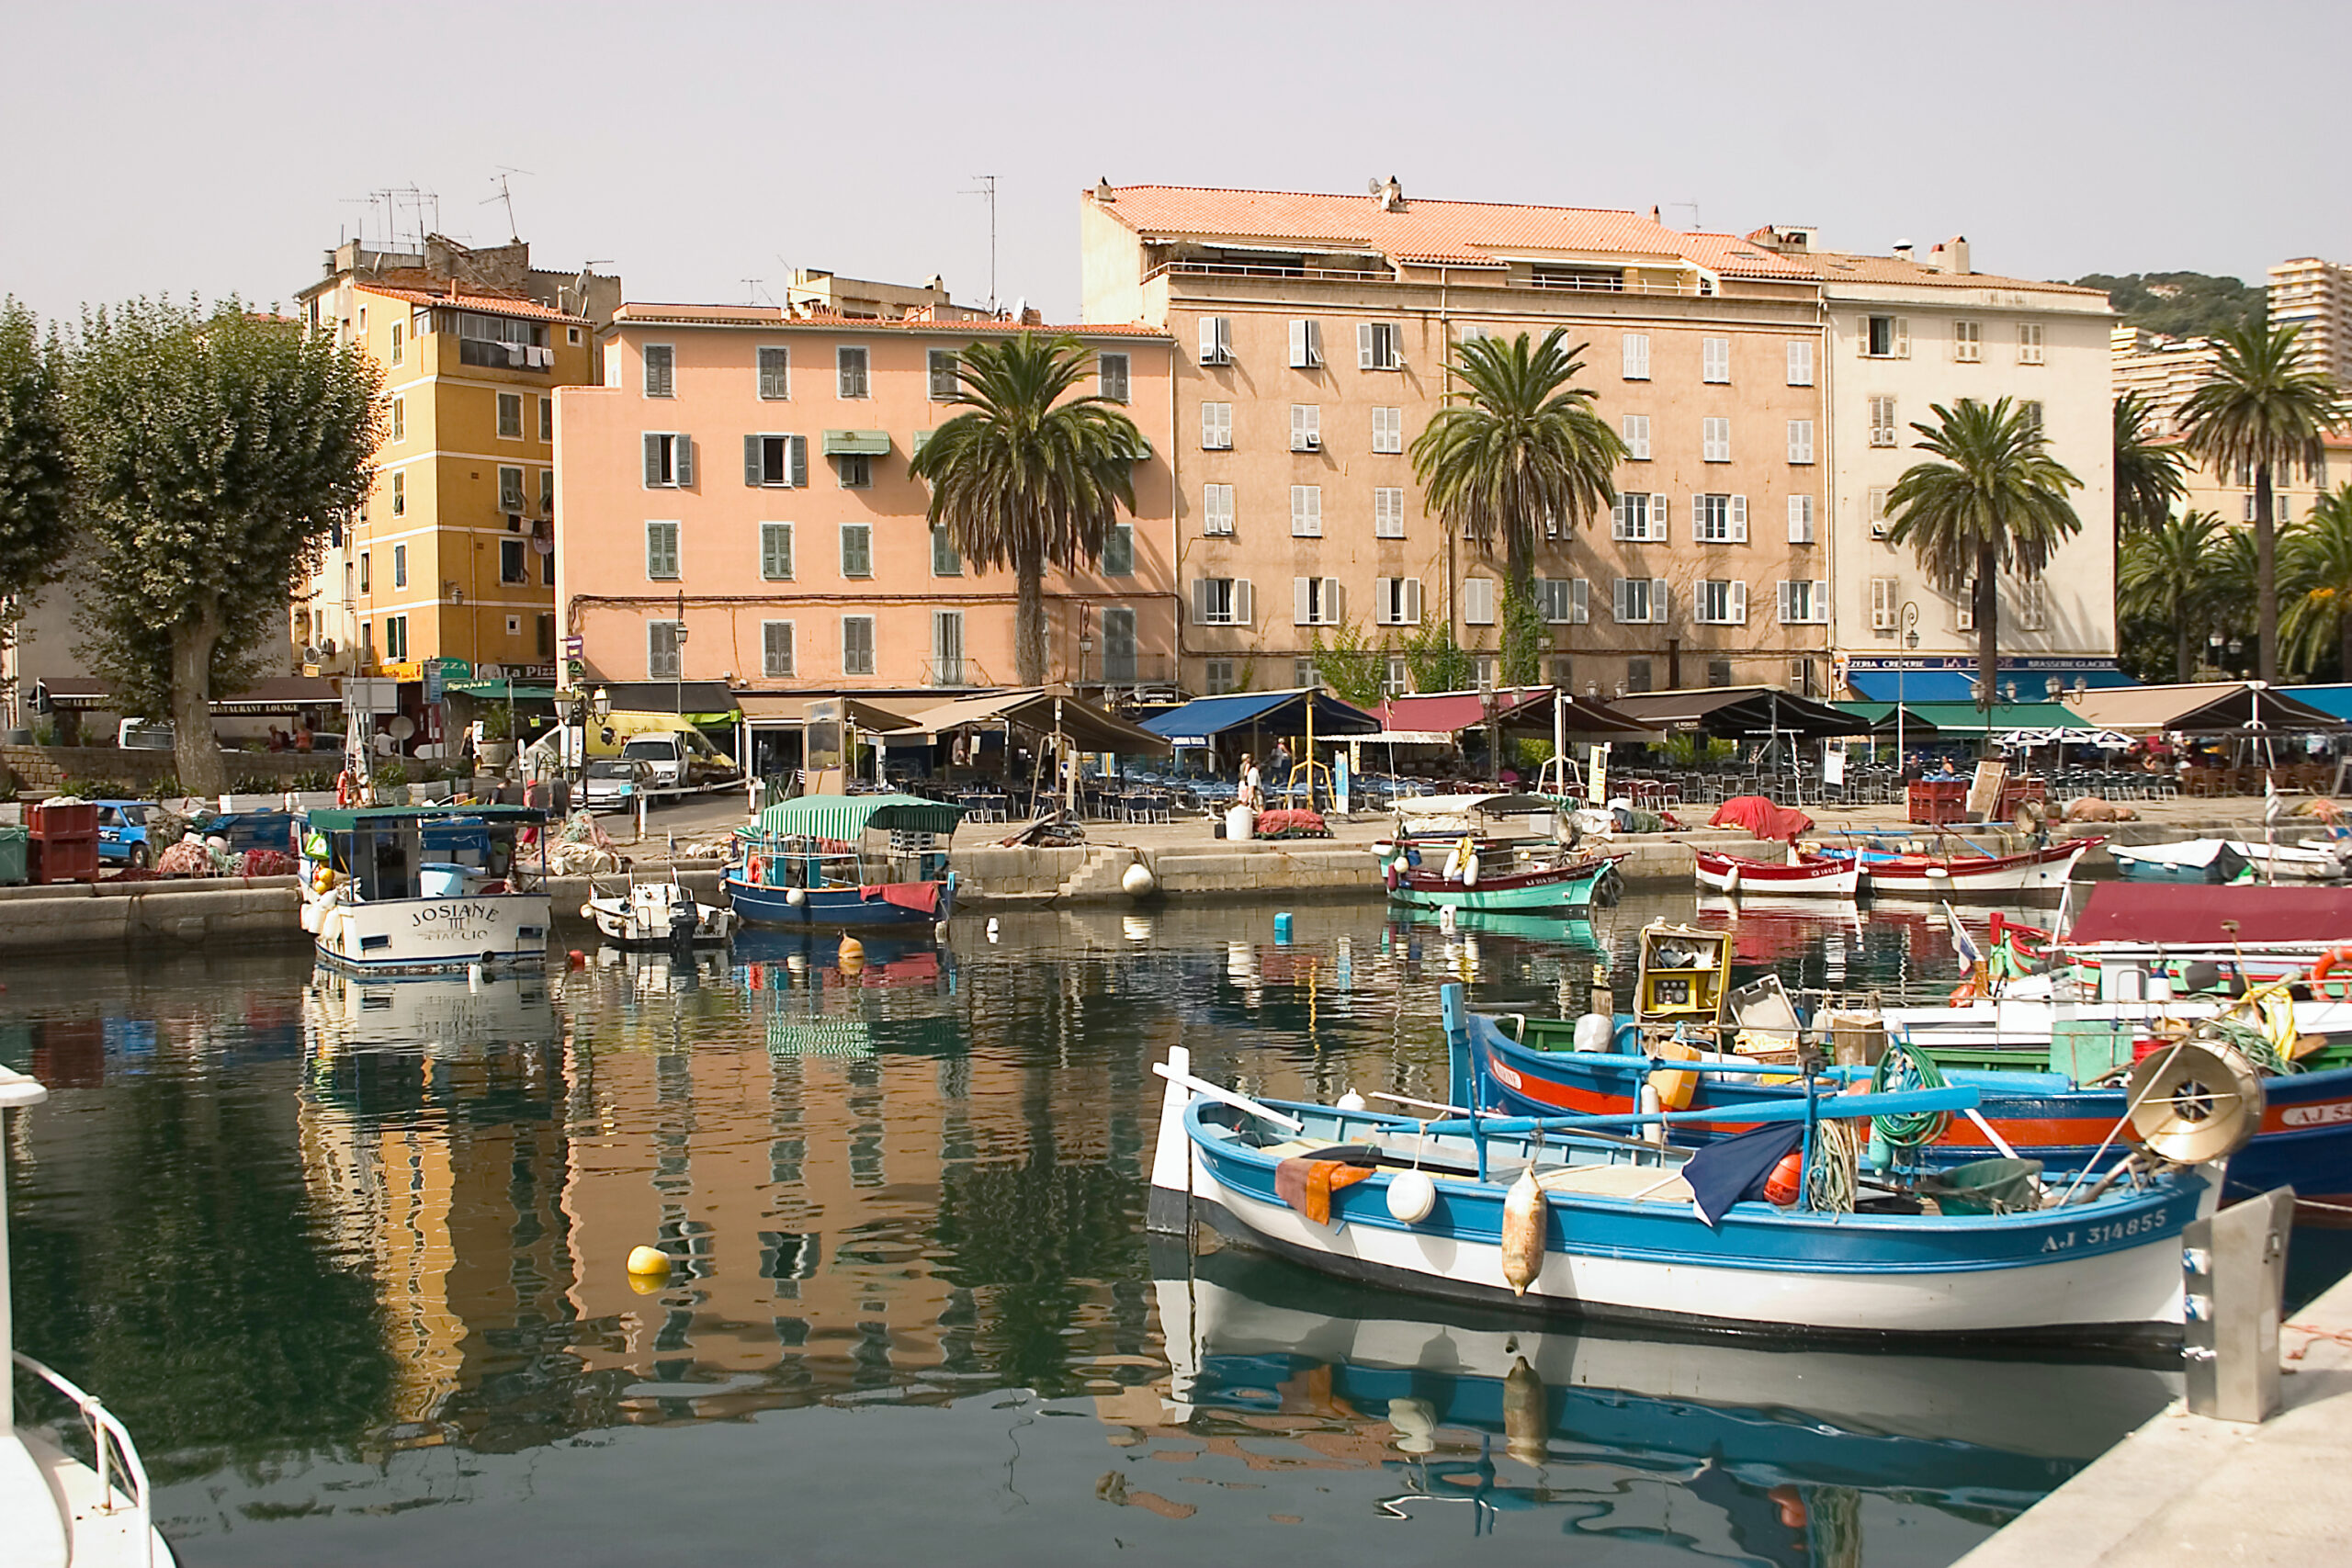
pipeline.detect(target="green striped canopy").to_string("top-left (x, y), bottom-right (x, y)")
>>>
top-left (751, 792), bottom-right (966, 841)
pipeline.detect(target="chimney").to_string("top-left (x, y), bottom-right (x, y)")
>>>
top-left (925, 274), bottom-right (944, 294)
top-left (1934, 235), bottom-right (1972, 275)
top-left (1893, 240), bottom-right (1915, 263)
top-left (1094, 177), bottom-right (1115, 204)
top-left (1379, 175), bottom-right (1404, 212)
top-left (1651, 204), bottom-right (1662, 222)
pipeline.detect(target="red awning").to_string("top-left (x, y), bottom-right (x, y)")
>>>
top-left (2068, 883), bottom-right (2352, 945)
top-left (1376, 690), bottom-right (1554, 735)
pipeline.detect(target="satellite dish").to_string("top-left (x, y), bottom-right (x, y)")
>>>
top-left (2126, 1037), bottom-right (2266, 1164)
top-left (389, 715), bottom-right (416, 740)
top-left (1369, 177), bottom-right (1385, 195)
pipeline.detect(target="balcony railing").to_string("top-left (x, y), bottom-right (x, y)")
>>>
top-left (925, 658), bottom-right (972, 688)
top-left (458, 338), bottom-right (553, 372)
top-left (1147, 258), bottom-right (1712, 299)
top-left (1073, 653), bottom-right (1176, 690)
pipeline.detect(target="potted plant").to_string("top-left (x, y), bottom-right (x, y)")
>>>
top-left (479, 707), bottom-right (516, 768)
top-left (373, 757), bottom-right (410, 805)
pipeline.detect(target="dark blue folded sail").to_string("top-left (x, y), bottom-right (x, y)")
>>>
top-left (1683, 1122), bottom-right (1804, 1228)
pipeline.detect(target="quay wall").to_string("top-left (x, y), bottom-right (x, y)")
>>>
top-left (0, 744), bottom-right (332, 796)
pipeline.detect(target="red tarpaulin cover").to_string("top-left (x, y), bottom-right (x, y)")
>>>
top-left (2068, 882), bottom-right (2352, 945)
top-left (867, 882), bottom-right (943, 915)
top-left (1709, 795), bottom-right (1815, 842)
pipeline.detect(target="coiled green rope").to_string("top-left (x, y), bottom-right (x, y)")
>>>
top-left (1870, 1039), bottom-right (1951, 1149)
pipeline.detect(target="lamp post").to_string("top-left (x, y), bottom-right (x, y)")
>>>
top-left (1896, 603), bottom-right (1920, 773)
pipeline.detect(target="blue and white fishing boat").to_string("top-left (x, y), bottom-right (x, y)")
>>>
top-left (1148, 989), bottom-right (2230, 1346)
top-left (296, 804), bottom-right (551, 975)
top-left (725, 793), bottom-right (963, 931)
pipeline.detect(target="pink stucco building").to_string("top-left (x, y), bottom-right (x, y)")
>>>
top-left (553, 304), bottom-right (1176, 709)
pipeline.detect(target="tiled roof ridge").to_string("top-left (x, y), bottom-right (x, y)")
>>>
top-left (1104, 182), bottom-right (1649, 222)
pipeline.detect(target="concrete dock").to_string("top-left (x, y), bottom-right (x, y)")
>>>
top-left (1954, 1272), bottom-right (2352, 1566)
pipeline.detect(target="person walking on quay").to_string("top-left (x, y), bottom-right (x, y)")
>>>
top-left (1269, 739), bottom-right (1293, 803)
top-left (1238, 752), bottom-right (1262, 811)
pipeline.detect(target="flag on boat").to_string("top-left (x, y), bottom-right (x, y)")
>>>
top-left (1944, 902), bottom-right (1982, 969)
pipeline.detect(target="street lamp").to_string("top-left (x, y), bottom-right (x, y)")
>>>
top-left (1895, 602), bottom-right (1920, 771)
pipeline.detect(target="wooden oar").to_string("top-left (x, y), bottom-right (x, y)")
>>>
top-left (1151, 1061), bottom-right (1304, 1133)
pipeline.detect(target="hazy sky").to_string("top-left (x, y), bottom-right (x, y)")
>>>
top-left (6, 0), bottom-right (2346, 325)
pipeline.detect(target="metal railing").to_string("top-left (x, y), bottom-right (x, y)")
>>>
top-left (1148, 258), bottom-right (1713, 299)
top-left (457, 338), bottom-right (551, 372)
top-left (924, 658), bottom-right (971, 688)
top-left (13, 1351), bottom-right (154, 1564)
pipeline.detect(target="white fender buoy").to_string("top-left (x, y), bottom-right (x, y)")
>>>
top-left (1499, 1162), bottom-right (1545, 1296)
top-left (1386, 1168), bottom-right (1437, 1224)
top-left (1388, 1395), bottom-right (1438, 1454)
top-left (1336, 1089), bottom-right (1366, 1111)
top-left (786, 886), bottom-right (806, 907)
top-left (1574, 1012), bottom-right (1612, 1054)
top-left (1723, 863), bottom-right (1741, 896)
top-left (934, 920), bottom-right (950, 941)
top-left (468, 962), bottom-right (486, 990)
top-left (1462, 852), bottom-right (1480, 887)
top-left (1121, 860), bottom-right (1157, 897)
top-left (1503, 1357), bottom-right (1548, 1466)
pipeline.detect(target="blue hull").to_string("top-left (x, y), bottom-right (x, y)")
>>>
top-left (1459, 1012), bottom-right (2352, 1206)
top-left (725, 874), bottom-right (954, 931)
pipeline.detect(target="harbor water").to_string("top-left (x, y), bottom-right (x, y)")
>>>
top-left (6, 893), bottom-right (2348, 1566)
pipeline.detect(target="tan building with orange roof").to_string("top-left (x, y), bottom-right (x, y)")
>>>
top-left (1081, 180), bottom-right (1839, 699)
top-left (554, 299), bottom-right (1175, 707)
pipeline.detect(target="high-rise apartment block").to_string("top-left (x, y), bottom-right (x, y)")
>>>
top-left (2269, 256), bottom-right (2352, 389)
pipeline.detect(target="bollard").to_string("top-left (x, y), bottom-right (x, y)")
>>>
top-left (2183, 1184), bottom-right (2295, 1424)
top-left (1273, 912), bottom-right (1294, 945)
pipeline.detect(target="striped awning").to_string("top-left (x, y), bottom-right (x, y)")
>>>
top-left (821, 429), bottom-right (892, 456)
top-left (750, 792), bottom-right (965, 841)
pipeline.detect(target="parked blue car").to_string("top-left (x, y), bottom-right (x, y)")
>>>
top-left (95, 801), bottom-right (158, 868)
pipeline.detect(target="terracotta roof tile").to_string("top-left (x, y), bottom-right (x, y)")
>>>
top-left (356, 282), bottom-right (587, 322)
top-left (1099, 185), bottom-right (1699, 265)
top-left (1801, 251), bottom-right (2106, 298)
top-left (1672, 232), bottom-right (1816, 281)
top-left (609, 304), bottom-right (1169, 338)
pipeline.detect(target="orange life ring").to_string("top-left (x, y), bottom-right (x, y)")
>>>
top-left (1948, 976), bottom-right (1982, 1005)
top-left (746, 853), bottom-right (764, 887)
top-left (2312, 946), bottom-right (2352, 1000)
top-left (334, 770), bottom-right (356, 807)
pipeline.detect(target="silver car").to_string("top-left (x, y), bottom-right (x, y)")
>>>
top-left (582, 756), bottom-right (653, 812)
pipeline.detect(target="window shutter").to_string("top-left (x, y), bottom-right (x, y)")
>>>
top-left (1289, 320), bottom-right (1307, 368)
top-left (1649, 579), bottom-right (1669, 624)
top-left (1357, 323), bottom-right (1375, 369)
top-left (1611, 495), bottom-right (1630, 541)
top-left (643, 433), bottom-right (662, 487)
top-left (1623, 413), bottom-right (1649, 459)
top-left (1191, 580), bottom-right (1209, 625)
top-left (1786, 340), bottom-right (1812, 385)
top-left (787, 434), bottom-right (807, 488)
top-left (1623, 333), bottom-right (1648, 379)
top-left (1787, 494), bottom-right (1811, 543)
top-left (1723, 580), bottom-right (1744, 625)
top-left (745, 434), bottom-right (763, 487)
top-left (1894, 319), bottom-right (1910, 358)
top-left (1812, 581), bottom-right (1829, 623)
top-left (1373, 577), bottom-right (1394, 626)
top-left (1294, 576), bottom-right (1312, 626)
top-left (1729, 495), bottom-right (1747, 541)
top-left (1571, 578), bottom-right (1589, 624)
top-left (1322, 578), bottom-right (1342, 625)
top-left (673, 435), bottom-right (694, 488)
top-left (1612, 579), bottom-right (1630, 623)
top-left (1231, 579), bottom-right (1252, 626)
top-left (1199, 319), bottom-right (1216, 363)
top-left (1404, 577), bottom-right (1422, 625)
top-left (1650, 494), bottom-right (1668, 540)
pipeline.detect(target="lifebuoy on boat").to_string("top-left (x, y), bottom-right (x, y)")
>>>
top-left (1949, 975), bottom-right (1982, 1005)
top-left (746, 853), bottom-right (764, 887)
top-left (2312, 946), bottom-right (2352, 1000)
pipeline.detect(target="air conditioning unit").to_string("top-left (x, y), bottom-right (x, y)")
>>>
top-left (507, 513), bottom-right (525, 532)
top-left (321, 638), bottom-right (338, 656)
top-left (1870, 523), bottom-right (1890, 540)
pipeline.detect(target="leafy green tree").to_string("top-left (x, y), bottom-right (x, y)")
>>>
top-left (64, 299), bottom-right (381, 793)
top-left (909, 333), bottom-right (1143, 686)
top-left (1410, 328), bottom-right (1623, 644)
top-left (1307, 615), bottom-right (1389, 709)
top-left (2177, 321), bottom-right (2346, 682)
top-left (0, 298), bottom-right (73, 705)
top-left (2120, 509), bottom-right (2228, 681)
top-left (2282, 487), bottom-right (2352, 681)
top-left (1885, 398), bottom-right (2085, 709)
top-left (1399, 618), bottom-right (1476, 694)
top-left (2112, 390), bottom-right (2187, 536)
top-left (1498, 576), bottom-right (1548, 687)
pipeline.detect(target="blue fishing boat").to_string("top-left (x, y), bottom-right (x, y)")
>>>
top-left (725, 793), bottom-right (963, 931)
top-left (1148, 987), bottom-right (2228, 1346)
top-left (2109, 839), bottom-right (2252, 884)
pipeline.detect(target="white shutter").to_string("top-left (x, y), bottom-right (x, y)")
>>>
top-left (1894, 319), bottom-right (1910, 358)
top-left (673, 434), bottom-right (693, 487)
top-left (1570, 578), bottom-right (1589, 624)
top-left (1786, 340), bottom-right (1813, 386)
top-left (1373, 577), bottom-right (1395, 626)
top-left (1289, 320), bottom-right (1307, 367)
top-left (1191, 580), bottom-right (1210, 625)
top-left (1199, 318), bottom-right (1217, 364)
top-left (1611, 495), bottom-right (1630, 541)
top-left (1232, 578), bottom-right (1253, 626)
top-left (1464, 577), bottom-right (1495, 626)
top-left (1294, 577), bottom-right (1312, 626)
top-left (1323, 577), bottom-right (1342, 626)
top-left (1702, 337), bottom-right (1729, 382)
top-left (1358, 323), bottom-right (1375, 369)
top-left (1729, 495), bottom-right (1747, 542)
top-left (1871, 577), bottom-right (1895, 630)
top-left (1728, 580), bottom-right (1748, 625)
top-left (1623, 333), bottom-right (1649, 379)
top-left (1623, 413), bottom-right (1649, 459)
top-left (1788, 420), bottom-right (1814, 463)
top-left (1650, 579), bottom-right (1669, 624)
top-left (1813, 581), bottom-right (1829, 624)
top-left (1778, 581), bottom-right (1794, 623)
top-left (1291, 485), bottom-right (1321, 536)
top-left (1650, 493), bottom-right (1668, 540)
top-left (1787, 494), bottom-right (1813, 543)
top-left (1290, 404), bottom-right (1307, 449)
top-left (1403, 576), bottom-right (1422, 626)
top-left (1613, 579), bottom-right (1632, 623)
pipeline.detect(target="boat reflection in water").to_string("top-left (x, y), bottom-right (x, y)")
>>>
top-left (1131, 1245), bottom-right (2177, 1562)
top-left (303, 962), bottom-right (559, 1053)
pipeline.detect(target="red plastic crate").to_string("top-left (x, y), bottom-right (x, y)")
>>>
top-left (28, 833), bottom-right (100, 884)
top-left (28, 800), bottom-right (98, 838)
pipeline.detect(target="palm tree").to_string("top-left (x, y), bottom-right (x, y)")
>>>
top-left (2120, 509), bottom-right (2228, 681)
top-left (2282, 486), bottom-right (2352, 680)
top-left (2112, 390), bottom-right (2187, 536)
top-left (2177, 321), bottom-right (2346, 682)
top-left (910, 333), bottom-right (1144, 686)
top-left (1411, 329), bottom-right (1624, 675)
top-left (1885, 398), bottom-right (2085, 710)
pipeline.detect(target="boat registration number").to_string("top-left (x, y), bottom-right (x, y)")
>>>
top-left (2044, 1209), bottom-right (2169, 1251)
top-left (2282, 1102), bottom-right (2352, 1129)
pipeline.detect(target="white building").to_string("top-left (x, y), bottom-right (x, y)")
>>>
top-left (1740, 229), bottom-right (2119, 704)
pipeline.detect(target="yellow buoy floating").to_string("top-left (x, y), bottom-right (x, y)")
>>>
top-left (626, 1245), bottom-right (671, 1279)
top-left (838, 936), bottom-right (865, 972)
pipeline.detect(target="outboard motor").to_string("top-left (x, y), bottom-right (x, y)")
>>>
top-left (668, 888), bottom-right (700, 956)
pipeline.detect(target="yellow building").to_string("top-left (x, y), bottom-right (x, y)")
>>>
top-left (294, 236), bottom-right (616, 722)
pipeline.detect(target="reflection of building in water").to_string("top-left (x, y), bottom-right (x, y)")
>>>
top-left (557, 952), bottom-right (1165, 1416)
top-left (298, 976), bottom-right (571, 1439)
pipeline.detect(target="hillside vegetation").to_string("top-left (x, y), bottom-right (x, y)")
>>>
top-left (2074, 270), bottom-right (2264, 340)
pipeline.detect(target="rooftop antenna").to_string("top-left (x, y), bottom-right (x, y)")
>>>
top-left (1669, 199), bottom-right (1701, 231)
top-left (961, 174), bottom-right (998, 313)
top-left (741, 277), bottom-right (776, 307)
top-left (484, 168), bottom-right (534, 243)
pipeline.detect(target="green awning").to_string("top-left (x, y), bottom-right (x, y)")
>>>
top-left (300, 805), bottom-right (548, 832)
top-left (449, 680), bottom-right (560, 701)
top-left (748, 792), bottom-right (965, 841)
top-left (822, 429), bottom-right (891, 456)
top-left (1837, 700), bottom-right (2091, 737)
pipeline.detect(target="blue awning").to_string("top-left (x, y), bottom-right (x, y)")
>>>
top-left (2285, 684), bottom-right (2352, 721)
top-left (1138, 688), bottom-right (1381, 748)
top-left (1844, 661), bottom-right (2139, 703)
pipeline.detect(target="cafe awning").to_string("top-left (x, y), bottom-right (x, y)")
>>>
top-left (1137, 687), bottom-right (1382, 749)
top-left (735, 693), bottom-right (918, 732)
top-left (35, 674), bottom-right (343, 716)
top-left (821, 429), bottom-right (892, 456)
top-left (1372, 687), bottom-right (1657, 743)
top-left (1608, 686), bottom-right (1864, 739)
top-left (878, 685), bottom-right (1172, 756)
top-left (2071, 682), bottom-right (2349, 735)
top-left (1835, 700), bottom-right (2092, 737)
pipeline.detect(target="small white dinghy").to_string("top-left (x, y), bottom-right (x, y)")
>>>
top-left (2, 1064), bottom-right (176, 1567)
top-left (582, 873), bottom-right (740, 949)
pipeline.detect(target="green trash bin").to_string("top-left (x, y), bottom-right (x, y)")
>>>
top-left (0, 824), bottom-right (28, 887)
